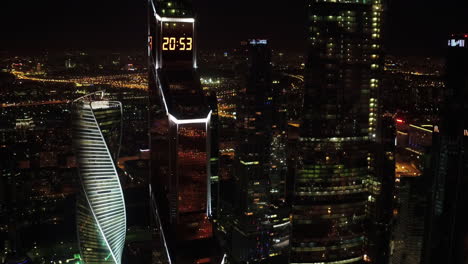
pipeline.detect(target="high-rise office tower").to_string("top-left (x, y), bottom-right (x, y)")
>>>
top-left (268, 72), bottom-right (291, 262)
top-left (227, 39), bottom-right (290, 263)
top-left (148, 0), bottom-right (219, 263)
top-left (291, 0), bottom-right (386, 263)
top-left (72, 92), bottom-right (126, 264)
top-left (270, 70), bottom-right (290, 212)
top-left (231, 39), bottom-right (273, 263)
top-left (422, 34), bottom-right (468, 264)
top-left (391, 176), bottom-right (427, 264)
top-left (368, 114), bottom-right (394, 264)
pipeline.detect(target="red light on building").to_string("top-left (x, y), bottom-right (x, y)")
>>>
top-left (396, 119), bottom-right (404, 124)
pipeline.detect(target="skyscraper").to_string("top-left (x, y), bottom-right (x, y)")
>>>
top-left (422, 34), bottom-right (468, 264)
top-left (268, 73), bottom-right (291, 263)
top-left (72, 92), bottom-right (126, 264)
top-left (391, 176), bottom-right (427, 264)
top-left (224, 39), bottom-right (290, 264)
top-left (230, 39), bottom-right (273, 263)
top-left (291, 0), bottom-right (386, 263)
top-left (148, 0), bottom-right (219, 262)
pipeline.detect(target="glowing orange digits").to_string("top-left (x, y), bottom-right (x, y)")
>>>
top-left (180, 37), bottom-right (186, 50)
top-left (169, 37), bottom-right (176, 50)
top-left (162, 37), bottom-right (169, 50)
top-left (187, 37), bottom-right (193, 50)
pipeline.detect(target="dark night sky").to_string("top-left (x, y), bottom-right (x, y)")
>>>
top-left (0, 0), bottom-right (467, 56)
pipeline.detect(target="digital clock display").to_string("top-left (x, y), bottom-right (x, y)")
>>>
top-left (162, 37), bottom-right (192, 51)
top-left (161, 22), bottom-right (193, 66)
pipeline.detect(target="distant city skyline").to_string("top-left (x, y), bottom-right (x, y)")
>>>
top-left (1, 1), bottom-right (467, 264)
top-left (1, 0), bottom-right (467, 55)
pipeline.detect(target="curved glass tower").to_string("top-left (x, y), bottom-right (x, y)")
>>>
top-left (72, 92), bottom-right (126, 264)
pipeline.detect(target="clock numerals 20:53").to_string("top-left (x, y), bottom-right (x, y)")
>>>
top-left (162, 37), bottom-right (193, 51)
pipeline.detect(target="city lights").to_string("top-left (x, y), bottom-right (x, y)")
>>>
top-left (1, 1), bottom-right (466, 264)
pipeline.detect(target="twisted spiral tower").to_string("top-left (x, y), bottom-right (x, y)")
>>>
top-left (72, 92), bottom-right (126, 264)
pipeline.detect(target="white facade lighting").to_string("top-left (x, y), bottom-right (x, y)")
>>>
top-left (72, 92), bottom-right (126, 264)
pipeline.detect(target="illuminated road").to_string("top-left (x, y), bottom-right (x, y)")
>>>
top-left (117, 156), bottom-right (141, 169)
top-left (1, 100), bottom-right (69, 108)
top-left (12, 71), bottom-right (148, 90)
top-left (288, 121), bottom-right (300, 128)
top-left (283, 73), bottom-right (304, 82)
top-left (396, 161), bottom-right (421, 177)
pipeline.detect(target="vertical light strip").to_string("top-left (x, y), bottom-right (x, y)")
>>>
top-left (206, 111), bottom-right (212, 217)
top-left (193, 21), bottom-right (197, 69)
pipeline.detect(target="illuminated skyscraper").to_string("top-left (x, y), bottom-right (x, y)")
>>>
top-left (148, 0), bottom-right (219, 263)
top-left (291, 0), bottom-right (386, 263)
top-left (422, 34), bottom-right (468, 264)
top-left (269, 66), bottom-right (291, 263)
top-left (72, 92), bottom-right (126, 264)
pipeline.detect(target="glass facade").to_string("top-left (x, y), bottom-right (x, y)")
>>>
top-left (291, 0), bottom-right (384, 263)
top-left (423, 34), bottom-right (468, 264)
top-left (149, 0), bottom-right (219, 263)
top-left (391, 176), bottom-right (427, 264)
top-left (231, 40), bottom-right (272, 263)
top-left (226, 40), bottom-right (291, 263)
top-left (72, 93), bottom-right (126, 264)
top-left (175, 122), bottom-right (212, 241)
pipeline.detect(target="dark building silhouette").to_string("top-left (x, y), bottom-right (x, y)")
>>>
top-left (390, 120), bottom-right (434, 264)
top-left (211, 40), bottom-right (292, 264)
top-left (291, 0), bottom-right (390, 263)
top-left (423, 34), bottom-right (468, 264)
top-left (391, 175), bottom-right (427, 264)
top-left (229, 39), bottom-right (270, 262)
top-left (369, 114), bottom-right (395, 264)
